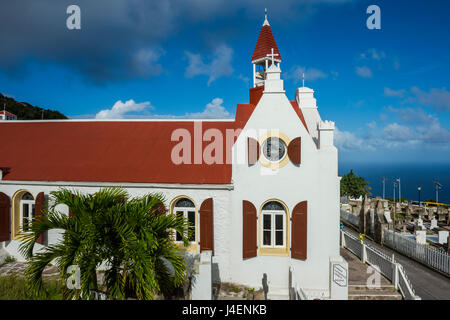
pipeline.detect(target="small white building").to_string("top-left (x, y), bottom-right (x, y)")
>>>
top-left (0, 110), bottom-right (17, 121)
top-left (0, 13), bottom-right (343, 299)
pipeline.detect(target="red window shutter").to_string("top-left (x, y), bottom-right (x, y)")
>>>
top-left (68, 193), bottom-right (76, 217)
top-left (0, 192), bottom-right (11, 242)
top-left (248, 137), bottom-right (260, 165)
top-left (199, 198), bottom-right (214, 254)
top-left (288, 137), bottom-right (301, 165)
top-left (291, 201), bottom-right (307, 260)
top-left (155, 203), bottom-right (166, 215)
top-left (242, 200), bottom-right (257, 259)
top-left (35, 192), bottom-right (45, 245)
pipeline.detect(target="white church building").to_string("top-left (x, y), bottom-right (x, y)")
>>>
top-left (0, 13), bottom-right (344, 299)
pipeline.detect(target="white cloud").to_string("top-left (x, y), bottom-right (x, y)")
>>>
top-left (185, 98), bottom-right (232, 119)
top-left (130, 48), bottom-right (164, 78)
top-left (286, 66), bottom-right (328, 83)
top-left (95, 99), bottom-right (153, 119)
top-left (185, 44), bottom-right (233, 85)
top-left (238, 74), bottom-right (250, 86)
top-left (387, 106), bottom-right (434, 125)
top-left (334, 127), bottom-right (371, 151)
top-left (360, 48), bottom-right (386, 61)
top-left (382, 123), bottom-right (415, 141)
top-left (355, 66), bottom-right (372, 78)
top-left (408, 87), bottom-right (450, 112)
top-left (384, 87), bottom-right (405, 98)
top-left (366, 121), bottom-right (377, 129)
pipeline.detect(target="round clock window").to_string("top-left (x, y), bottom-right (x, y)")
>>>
top-left (262, 137), bottom-right (287, 162)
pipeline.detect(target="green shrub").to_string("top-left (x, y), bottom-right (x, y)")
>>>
top-left (231, 285), bottom-right (241, 293)
top-left (4, 256), bottom-right (16, 263)
top-left (0, 275), bottom-right (64, 300)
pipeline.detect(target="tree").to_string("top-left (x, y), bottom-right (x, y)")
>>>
top-left (19, 187), bottom-right (191, 300)
top-left (340, 170), bottom-right (371, 199)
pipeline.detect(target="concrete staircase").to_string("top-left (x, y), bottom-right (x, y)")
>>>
top-left (348, 284), bottom-right (402, 300)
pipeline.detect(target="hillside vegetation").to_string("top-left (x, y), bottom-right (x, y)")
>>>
top-left (0, 93), bottom-right (67, 120)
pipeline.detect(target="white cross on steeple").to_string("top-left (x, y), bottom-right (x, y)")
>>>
top-left (266, 48), bottom-right (279, 66)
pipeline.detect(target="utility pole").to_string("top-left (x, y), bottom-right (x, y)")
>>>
top-left (397, 178), bottom-right (401, 204)
top-left (393, 181), bottom-right (397, 231)
top-left (418, 185), bottom-right (421, 206)
top-left (434, 182), bottom-right (442, 203)
top-left (382, 177), bottom-right (386, 199)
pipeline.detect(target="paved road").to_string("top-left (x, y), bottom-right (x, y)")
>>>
top-left (344, 227), bottom-right (450, 300)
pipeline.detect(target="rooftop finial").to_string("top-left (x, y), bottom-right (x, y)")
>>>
top-left (302, 72), bottom-right (305, 87)
top-left (263, 8), bottom-right (270, 26)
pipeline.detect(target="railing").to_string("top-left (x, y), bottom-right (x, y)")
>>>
top-left (383, 229), bottom-right (450, 276)
top-left (289, 266), bottom-right (309, 300)
top-left (365, 245), bottom-right (393, 280)
top-left (342, 231), bottom-right (361, 259)
top-left (397, 264), bottom-right (417, 300)
top-left (341, 230), bottom-right (420, 300)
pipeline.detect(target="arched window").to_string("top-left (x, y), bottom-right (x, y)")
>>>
top-left (20, 192), bottom-right (35, 233)
top-left (172, 198), bottom-right (196, 242)
top-left (261, 201), bottom-right (286, 248)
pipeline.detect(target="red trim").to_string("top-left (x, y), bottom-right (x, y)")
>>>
top-left (290, 100), bottom-right (309, 133)
top-left (249, 86), bottom-right (264, 106)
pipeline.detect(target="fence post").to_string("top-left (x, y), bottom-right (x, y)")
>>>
top-left (341, 230), bottom-right (346, 248)
top-left (392, 263), bottom-right (399, 289)
top-left (361, 242), bottom-right (367, 263)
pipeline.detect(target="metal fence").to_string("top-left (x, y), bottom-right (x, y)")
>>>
top-left (383, 229), bottom-right (450, 276)
top-left (342, 231), bottom-right (362, 259)
top-left (341, 230), bottom-right (420, 300)
top-left (365, 245), bottom-right (393, 280)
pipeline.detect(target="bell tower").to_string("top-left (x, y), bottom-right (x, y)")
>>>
top-left (251, 9), bottom-right (282, 87)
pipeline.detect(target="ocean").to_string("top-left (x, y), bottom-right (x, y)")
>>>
top-left (338, 162), bottom-right (450, 204)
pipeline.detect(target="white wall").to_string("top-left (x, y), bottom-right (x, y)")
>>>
top-left (227, 81), bottom-right (340, 296)
top-left (0, 182), bottom-right (231, 264)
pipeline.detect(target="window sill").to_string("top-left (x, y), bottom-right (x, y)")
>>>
top-left (258, 247), bottom-right (289, 257)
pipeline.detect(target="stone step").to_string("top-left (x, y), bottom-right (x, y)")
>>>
top-left (349, 293), bottom-right (403, 300)
top-left (348, 284), bottom-right (397, 292)
top-left (348, 285), bottom-right (402, 300)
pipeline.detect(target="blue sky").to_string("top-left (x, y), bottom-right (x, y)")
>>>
top-left (0, 0), bottom-right (449, 164)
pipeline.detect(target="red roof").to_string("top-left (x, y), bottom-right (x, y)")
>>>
top-left (0, 111), bottom-right (16, 117)
top-left (251, 25), bottom-right (282, 62)
top-left (0, 94), bottom-right (309, 184)
top-left (290, 100), bottom-right (309, 133)
top-left (0, 121), bottom-right (242, 184)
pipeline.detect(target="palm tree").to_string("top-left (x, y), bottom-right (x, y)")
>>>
top-left (19, 187), bottom-right (191, 300)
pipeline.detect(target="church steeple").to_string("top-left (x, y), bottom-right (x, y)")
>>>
top-left (251, 9), bottom-right (282, 87)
